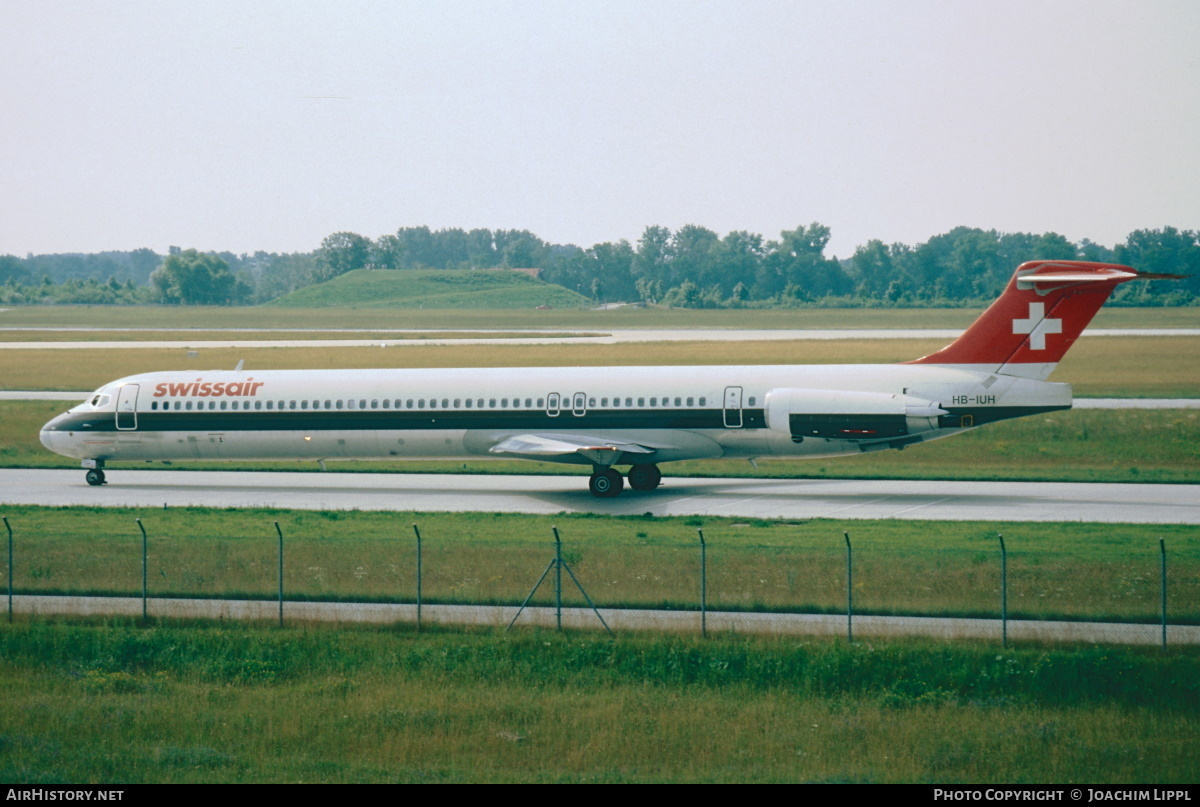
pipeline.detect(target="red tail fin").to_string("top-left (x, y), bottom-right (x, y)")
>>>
top-left (907, 261), bottom-right (1143, 379)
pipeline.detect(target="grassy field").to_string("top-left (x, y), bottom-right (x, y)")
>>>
top-left (1, 619), bottom-right (1196, 783)
top-left (4, 506), bottom-right (1197, 624)
top-left (4, 301), bottom-right (1196, 784)
top-left (2, 303), bottom-right (1199, 331)
top-left (265, 268), bottom-right (590, 309)
top-left (3, 335), bottom-right (1199, 397)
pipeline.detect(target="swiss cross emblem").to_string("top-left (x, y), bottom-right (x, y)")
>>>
top-left (1012, 302), bottom-right (1062, 350)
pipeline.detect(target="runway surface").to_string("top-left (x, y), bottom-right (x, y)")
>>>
top-left (3, 469), bottom-right (1197, 524)
top-left (1, 327), bottom-right (1197, 349)
top-left (13, 594), bottom-right (1193, 645)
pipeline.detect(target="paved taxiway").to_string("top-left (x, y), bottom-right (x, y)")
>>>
top-left (2, 469), bottom-right (1196, 523)
top-left (1, 327), bottom-right (1197, 350)
top-left (14, 594), bottom-right (1194, 645)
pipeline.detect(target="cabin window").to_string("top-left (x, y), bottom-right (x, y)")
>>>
top-left (453, 398), bottom-right (460, 408)
top-left (687, 397), bottom-right (694, 407)
top-left (441, 398), bottom-right (449, 408)
top-left (465, 398), bottom-right (473, 409)
top-left (381, 399), bottom-right (389, 409)
top-left (638, 397), bottom-right (645, 407)
top-left (489, 399), bottom-right (496, 408)
top-left (601, 398), bottom-right (608, 407)
top-left (220, 400), bottom-right (227, 411)
top-left (501, 398), bottom-right (508, 408)
top-left (288, 401), bottom-right (295, 410)
top-left (625, 398), bottom-right (633, 407)
top-left (418, 399), bottom-right (425, 409)
top-left (537, 398), bottom-right (544, 408)
top-left (185, 401), bottom-right (193, 410)
top-left (650, 397), bottom-right (657, 407)
top-left (359, 399), bottom-right (366, 409)
top-left (301, 400), bottom-right (308, 410)
top-left (370, 399), bottom-right (377, 409)
top-left (748, 396), bottom-right (756, 406)
top-left (209, 401), bottom-right (217, 410)
top-left (699, 397), bottom-right (707, 406)
top-left (429, 399), bottom-right (437, 409)
top-left (525, 398), bottom-right (532, 408)
top-left (151, 402), bottom-right (158, 411)
top-left (674, 397), bottom-right (682, 406)
top-left (406, 399), bottom-right (413, 409)
top-left (335, 400), bottom-right (343, 410)
top-left (255, 401), bottom-right (262, 410)
top-left (588, 397), bottom-right (595, 407)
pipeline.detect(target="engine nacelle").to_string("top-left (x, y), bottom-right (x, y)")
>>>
top-left (764, 388), bottom-right (947, 445)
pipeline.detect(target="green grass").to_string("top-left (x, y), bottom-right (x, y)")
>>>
top-left (2, 303), bottom-right (1199, 331)
top-left (4, 506), bottom-right (1197, 624)
top-left (264, 268), bottom-right (591, 309)
top-left (0, 620), bottom-right (1196, 783)
top-left (4, 336), bottom-right (1199, 397)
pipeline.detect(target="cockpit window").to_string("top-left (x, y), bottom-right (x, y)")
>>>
top-left (89, 394), bottom-right (112, 408)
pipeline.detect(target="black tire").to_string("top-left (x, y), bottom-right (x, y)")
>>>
top-left (627, 463), bottom-right (662, 491)
top-left (588, 469), bottom-right (624, 498)
top-left (85, 469), bottom-right (105, 486)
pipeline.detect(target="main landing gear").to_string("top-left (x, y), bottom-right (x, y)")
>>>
top-left (588, 463), bottom-right (662, 498)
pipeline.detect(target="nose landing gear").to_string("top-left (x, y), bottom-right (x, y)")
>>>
top-left (83, 461), bottom-right (106, 486)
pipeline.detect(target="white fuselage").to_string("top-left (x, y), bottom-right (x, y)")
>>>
top-left (39, 363), bottom-right (1072, 467)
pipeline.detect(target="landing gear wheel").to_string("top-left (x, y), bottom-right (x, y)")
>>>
top-left (588, 468), bottom-right (624, 498)
top-left (85, 469), bottom-right (106, 486)
top-left (627, 463), bottom-right (662, 491)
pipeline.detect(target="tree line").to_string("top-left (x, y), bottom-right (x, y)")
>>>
top-left (2, 224), bottom-right (1197, 307)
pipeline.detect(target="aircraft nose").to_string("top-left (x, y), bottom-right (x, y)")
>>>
top-left (40, 412), bottom-right (71, 454)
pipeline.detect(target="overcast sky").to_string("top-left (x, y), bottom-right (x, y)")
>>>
top-left (3, 0), bottom-right (1197, 259)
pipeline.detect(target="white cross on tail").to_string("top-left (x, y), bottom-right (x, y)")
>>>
top-left (1012, 302), bottom-right (1062, 350)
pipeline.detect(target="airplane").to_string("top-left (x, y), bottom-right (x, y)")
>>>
top-left (39, 260), bottom-right (1176, 497)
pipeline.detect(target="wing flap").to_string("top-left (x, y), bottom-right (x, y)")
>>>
top-left (489, 433), bottom-right (656, 465)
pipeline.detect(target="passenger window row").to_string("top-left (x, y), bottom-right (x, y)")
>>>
top-left (149, 395), bottom-right (711, 412)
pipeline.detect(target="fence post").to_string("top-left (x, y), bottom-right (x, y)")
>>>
top-left (698, 529), bottom-right (707, 638)
top-left (136, 518), bottom-right (148, 622)
top-left (412, 523), bottom-right (423, 633)
top-left (4, 517), bottom-right (12, 624)
top-left (844, 532), bottom-right (853, 643)
top-left (1160, 538), bottom-right (1167, 650)
top-left (553, 526), bottom-right (563, 631)
top-left (275, 522), bottom-right (284, 628)
top-left (999, 533), bottom-right (1007, 648)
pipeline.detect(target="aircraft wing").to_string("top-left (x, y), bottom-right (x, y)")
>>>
top-left (488, 432), bottom-right (656, 466)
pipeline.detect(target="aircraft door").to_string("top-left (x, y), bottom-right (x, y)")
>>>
top-left (115, 384), bottom-right (139, 430)
top-left (723, 386), bottom-right (743, 428)
top-left (546, 392), bottom-right (560, 417)
top-left (572, 392), bottom-right (586, 416)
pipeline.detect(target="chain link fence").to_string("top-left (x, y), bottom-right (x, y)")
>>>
top-left (3, 514), bottom-right (1196, 646)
